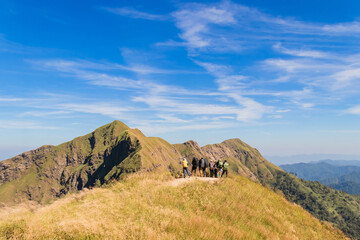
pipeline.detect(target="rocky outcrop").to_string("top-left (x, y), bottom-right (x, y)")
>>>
top-left (174, 138), bottom-right (281, 182)
top-left (0, 122), bottom-right (279, 205)
top-left (0, 145), bottom-right (54, 184)
top-left (0, 121), bottom-right (182, 205)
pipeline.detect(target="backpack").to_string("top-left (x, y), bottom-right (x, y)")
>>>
top-left (199, 158), bottom-right (205, 168)
top-left (223, 162), bottom-right (229, 170)
top-left (192, 158), bottom-right (198, 167)
top-left (209, 162), bottom-right (215, 169)
top-left (204, 158), bottom-right (209, 168)
top-left (217, 160), bottom-right (223, 168)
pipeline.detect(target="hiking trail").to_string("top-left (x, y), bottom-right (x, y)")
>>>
top-left (168, 177), bottom-right (220, 187)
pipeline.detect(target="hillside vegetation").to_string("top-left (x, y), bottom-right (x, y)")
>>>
top-left (274, 171), bottom-right (360, 238)
top-left (175, 139), bottom-right (360, 239)
top-left (0, 173), bottom-right (346, 240)
top-left (281, 162), bottom-right (360, 195)
top-left (1, 120), bottom-right (359, 239)
top-left (0, 121), bottom-right (182, 205)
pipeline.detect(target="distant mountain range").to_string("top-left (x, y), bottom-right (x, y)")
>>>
top-left (317, 159), bottom-right (360, 167)
top-left (281, 160), bottom-right (360, 195)
top-left (267, 154), bottom-right (360, 165)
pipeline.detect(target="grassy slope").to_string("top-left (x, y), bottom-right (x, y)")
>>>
top-left (0, 120), bottom-right (184, 206)
top-left (274, 172), bottom-right (360, 239)
top-left (176, 138), bottom-right (360, 239)
top-left (0, 173), bottom-right (346, 240)
top-left (218, 140), bottom-right (360, 239)
top-left (128, 129), bottom-right (182, 170)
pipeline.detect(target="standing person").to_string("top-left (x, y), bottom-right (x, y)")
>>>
top-left (203, 158), bottom-right (209, 177)
top-left (198, 157), bottom-right (205, 177)
top-left (182, 158), bottom-right (191, 178)
top-left (209, 160), bottom-right (216, 177)
top-left (217, 159), bottom-right (223, 178)
top-left (222, 160), bottom-right (229, 177)
top-left (191, 157), bottom-right (198, 176)
top-left (214, 160), bottom-right (219, 178)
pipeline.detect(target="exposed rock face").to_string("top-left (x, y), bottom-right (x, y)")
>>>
top-left (184, 140), bottom-right (203, 154)
top-left (0, 121), bottom-right (181, 204)
top-left (0, 145), bottom-right (54, 184)
top-left (174, 138), bottom-right (281, 182)
top-left (0, 121), bottom-right (281, 205)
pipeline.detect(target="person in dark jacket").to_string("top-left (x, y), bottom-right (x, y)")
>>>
top-left (191, 157), bottom-right (198, 176)
top-left (198, 157), bottom-right (205, 177)
top-left (209, 160), bottom-right (216, 177)
top-left (203, 158), bottom-right (209, 177)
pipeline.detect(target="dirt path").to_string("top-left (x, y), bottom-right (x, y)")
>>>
top-left (168, 177), bottom-right (220, 187)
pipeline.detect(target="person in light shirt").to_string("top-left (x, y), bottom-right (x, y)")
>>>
top-left (182, 157), bottom-right (191, 178)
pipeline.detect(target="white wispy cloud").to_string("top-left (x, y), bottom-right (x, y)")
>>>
top-left (30, 59), bottom-right (165, 91)
top-left (19, 110), bottom-right (71, 117)
top-left (193, 61), bottom-right (274, 120)
top-left (333, 68), bottom-right (360, 84)
top-left (133, 91), bottom-right (270, 122)
top-left (57, 103), bottom-right (130, 119)
top-left (168, 1), bottom-right (360, 113)
top-left (167, 1), bottom-right (360, 54)
top-left (172, 2), bottom-right (237, 49)
top-left (263, 56), bottom-right (360, 93)
top-left (273, 43), bottom-right (329, 58)
top-left (0, 97), bottom-right (24, 102)
top-left (0, 34), bottom-right (56, 55)
top-left (322, 21), bottom-right (360, 33)
top-left (103, 7), bottom-right (167, 21)
top-left (155, 114), bottom-right (189, 123)
top-left (22, 1), bottom-right (360, 129)
top-left (346, 105), bottom-right (360, 115)
top-left (136, 121), bottom-right (236, 135)
top-left (0, 120), bottom-right (58, 130)
top-left (30, 58), bottom-right (199, 75)
top-left (0, 35), bottom-right (30, 53)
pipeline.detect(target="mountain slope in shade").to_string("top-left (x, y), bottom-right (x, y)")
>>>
top-left (0, 121), bottom-right (182, 204)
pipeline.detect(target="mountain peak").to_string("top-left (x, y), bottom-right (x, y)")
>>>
top-left (110, 120), bottom-right (129, 128)
top-left (97, 120), bottom-right (130, 133)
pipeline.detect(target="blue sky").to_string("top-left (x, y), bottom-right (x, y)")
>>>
top-left (1, 0), bottom-right (360, 160)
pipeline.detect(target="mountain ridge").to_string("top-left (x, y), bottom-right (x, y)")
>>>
top-left (1, 120), bottom-right (360, 239)
top-left (0, 120), bottom-right (182, 204)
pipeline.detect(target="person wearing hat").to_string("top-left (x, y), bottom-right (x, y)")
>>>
top-left (209, 159), bottom-right (216, 178)
top-left (182, 157), bottom-right (191, 178)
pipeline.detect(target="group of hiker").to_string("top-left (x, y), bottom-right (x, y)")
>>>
top-left (182, 157), bottom-right (229, 178)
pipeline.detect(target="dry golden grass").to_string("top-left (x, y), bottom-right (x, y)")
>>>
top-left (0, 172), bottom-right (347, 240)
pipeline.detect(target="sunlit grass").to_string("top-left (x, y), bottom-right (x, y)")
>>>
top-left (0, 172), bottom-right (346, 239)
